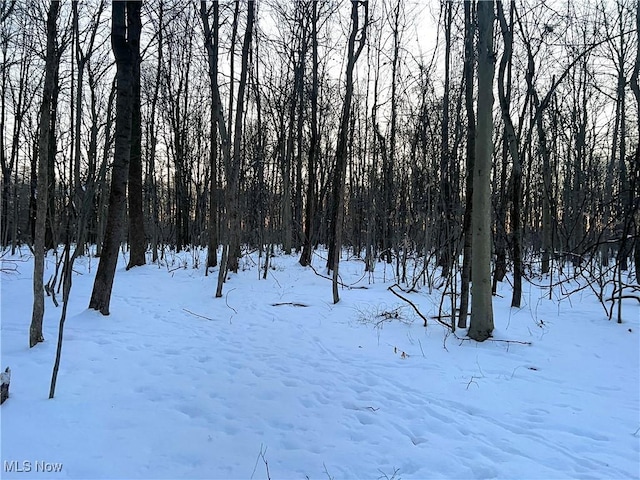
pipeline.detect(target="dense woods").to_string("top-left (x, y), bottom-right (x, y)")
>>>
top-left (1, 0), bottom-right (638, 340)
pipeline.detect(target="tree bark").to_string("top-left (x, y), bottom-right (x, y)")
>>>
top-left (127, 0), bottom-right (145, 270)
top-left (468, 0), bottom-right (495, 342)
top-left (30, 0), bottom-right (60, 347)
top-left (89, 1), bottom-right (140, 315)
top-left (458, 0), bottom-right (475, 329)
top-left (631, 1), bottom-right (640, 276)
top-left (202, 1), bottom-right (219, 269)
top-left (300, 1), bottom-right (319, 267)
top-left (496, 1), bottom-right (522, 308)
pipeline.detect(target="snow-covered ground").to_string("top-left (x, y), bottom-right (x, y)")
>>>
top-left (1, 247), bottom-right (639, 479)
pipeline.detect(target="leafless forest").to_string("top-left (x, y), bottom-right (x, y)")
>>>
top-left (1, 0), bottom-right (638, 346)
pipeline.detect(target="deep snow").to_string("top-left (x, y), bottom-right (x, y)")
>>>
top-left (1, 247), bottom-right (639, 479)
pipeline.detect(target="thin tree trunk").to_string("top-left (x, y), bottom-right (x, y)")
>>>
top-left (30, 0), bottom-right (60, 348)
top-left (631, 1), bottom-right (640, 276)
top-left (300, 1), bottom-right (318, 267)
top-left (147, 1), bottom-right (163, 263)
top-left (330, 0), bottom-right (368, 303)
top-left (44, 56), bottom-right (60, 252)
top-left (202, 0), bottom-right (219, 269)
top-left (496, 1), bottom-right (522, 308)
top-left (216, 0), bottom-right (255, 295)
top-left (458, 0), bottom-right (475, 329)
top-left (438, 0), bottom-right (453, 276)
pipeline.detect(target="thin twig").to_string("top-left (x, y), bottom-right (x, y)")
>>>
top-left (225, 288), bottom-right (238, 315)
top-left (183, 308), bottom-right (214, 321)
top-left (455, 333), bottom-right (531, 346)
top-left (307, 262), bottom-right (368, 289)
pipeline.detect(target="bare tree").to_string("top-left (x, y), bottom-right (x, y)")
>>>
top-left (299, 1), bottom-right (319, 267)
top-left (127, 0), bottom-right (145, 269)
top-left (89, 1), bottom-right (141, 315)
top-left (468, 0), bottom-right (495, 341)
top-left (328, 0), bottom-right (368, 304)
top-left (631, 0), bottom-right (640, 276)
top-left (214, 0), bottom-right (255, 297)
top-left (458, 0), bottom-right (475, 329)
top-left (496, 1), bottom-right (523, 308)
top-left (201, 1), bottom-right (219, 270)
top-left (30, 0), bottom-right (60, 348)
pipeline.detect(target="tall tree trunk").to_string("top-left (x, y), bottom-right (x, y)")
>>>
top-left (468, 0), bottom-right (495, 342)
top-left (496, 1), bottom-right (522, 307)
top-left (458, 0), bottom-right (475, 329)
top-left (147, 1), bottom-right (163, 263)
top-left (201, 1), bottom-right (233, 297)
top-left (438, 0), bottom-right (453, 275)
top-left (202, 0), bottom-right (219, 269)
top-left (127, 4), bottom-right (145, 270)
top-left (89, 1), bottom-right (141, 315)
top-left (300, 1), bottom-right (318, 267)
top-left (329, 0), bottom-right (368, 304)
top-left (30, 0), bottom-right (60, 348)
top-left (44, 56), bottom-right (60, 251)
top-left (294, 12), bottom-right (306, 252)
top-left (631, 0), bottom-right (640, 276)
top-left (216, 0), bottom-right (255, 295)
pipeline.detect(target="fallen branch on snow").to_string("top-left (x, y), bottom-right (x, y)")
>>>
top-left (456, 334), bottom-right (532, 346)
top-left (183, 308), bottom-right (214, 321)
top-left (388, 283), bottom-right (452, 331)
top-left (306, 263), bottom-right (368, 290)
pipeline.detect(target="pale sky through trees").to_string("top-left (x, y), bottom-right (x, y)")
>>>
top-left (1, 0), bottom-right (638, 477)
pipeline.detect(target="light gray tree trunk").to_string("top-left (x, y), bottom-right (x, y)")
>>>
top-left (469, 0), bottom-right (495, 342)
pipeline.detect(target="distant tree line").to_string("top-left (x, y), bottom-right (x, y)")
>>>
top-left (1, 0), bottom-right (637, 346)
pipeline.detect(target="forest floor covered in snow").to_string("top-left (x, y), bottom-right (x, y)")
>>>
top-left (1, 247), bottom-right (639, 479)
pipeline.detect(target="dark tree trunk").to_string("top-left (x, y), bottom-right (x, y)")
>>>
top-left (30, 0), bottom-right (60, 348)
top-left (226, 0), bottom-right (254, 273)
top-left (202, 1), bottom-right (219, 269)
top-left (438, 0), bottom-right (453, 276)
top-left (146, 1), bottom-right (162, 263)
top-left (300, 1), bottom-right (318, 267)
top-left (89, 1), bottom-right (141, 315)
top-left (127, 4), bottom-right (145, 270)
top-left (496, 1), bottom-right (522, 308)
top-left (214, 0), bottom-right (254, 296)
top-left (631, 1), bottom-right (640, 276)
top-left (44, 56), bottom-right (60, 251)
top-left (458, 0), bottom-right (475, 329)
top-left (329, 0), bottom-right (368, 303)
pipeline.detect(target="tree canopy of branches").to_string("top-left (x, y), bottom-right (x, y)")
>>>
top-left (2, 0), bottom-right (638, 342)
